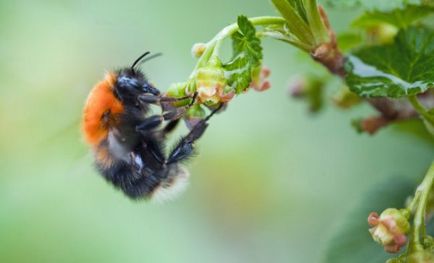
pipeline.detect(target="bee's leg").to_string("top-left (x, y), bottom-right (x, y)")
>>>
top-left (142, 83), bottom-right (161, 96)
top-left (166, 104), bottom-right (223, 164)
top-left (162, 119), bottom-right (180, 136)
top-left (136, 95), bottom-right (200, 135)
top-left (135, 115), bottom-right (163, 133)
top-left (161, 92), bottom-right (198, 122)
top-left (166, 120), bottom-right (207, 164)
top-left (138, 92), bottom-right (198, 124)
top-left (135, 109), bottom-right (186, 134)
top-left (138, 92), bottom-right (197, 108)
top-left (155, 118), bottom-right (183, 141)
top-left (138, 94), bottom-right (195, 105)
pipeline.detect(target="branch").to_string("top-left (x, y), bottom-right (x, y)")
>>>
top-left (308, 6), bottom-right (433, 134)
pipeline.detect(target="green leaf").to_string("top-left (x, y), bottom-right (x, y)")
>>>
top-left (325, 0), bottom-right (423, 12)
top-left (271, 0), bottom-right (315, 46)
top-left (287, 0), bottom-right (308, 23)
top-left (322, 177), bottom-right (415, 263)
top-left (353, 5), bottom-right (434, 29)
top-left (345, 27), bottom-right (434, 98)
top-left (224, 16), bottom-right (263, 93)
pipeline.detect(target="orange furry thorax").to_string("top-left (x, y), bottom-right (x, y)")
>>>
top-left (82, 72), bottom-right (124, 146)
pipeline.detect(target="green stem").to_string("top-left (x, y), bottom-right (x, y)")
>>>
top-left (410, 161), bottom-right (434, 251)
top-left (213, 16), bottom-right (286, 41)
top-left (408, 191), bottom-right (422, 214)
top-left (408, 95), bottom-right (434, 126)
top-left (189, 16), bottom-right (286, 78)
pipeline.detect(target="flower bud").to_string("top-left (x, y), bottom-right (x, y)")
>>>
top-left (165, 82), bottom-right (189, 107)
top-left (368, 208), bottom-right (410, 253)
top-left (191, 43), bottom-right (207, 58)
top-left (195, 65), bottom-right (231, 106)
top-left (250, 66), bottom-right (271, 92)
top-left (218, 85), bottom-right (235, 102)
top-left (166, 82), bottom-right (187, 97)
top-left (288, 77), bottom-right (307, 97)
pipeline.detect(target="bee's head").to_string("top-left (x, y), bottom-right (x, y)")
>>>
top-left (114, 70), bottom-right (160, 103)
top-left (151, 165), bottom-right (190, 203)
top-left (113, 52), bottom-right (162, 103)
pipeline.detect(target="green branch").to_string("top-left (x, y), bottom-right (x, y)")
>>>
top-left (409, 162), bottom-right (434, 252)
top-left (190, 16), bottom-right (286, 78)
top-left (408, 95), bottom-right (434, 126)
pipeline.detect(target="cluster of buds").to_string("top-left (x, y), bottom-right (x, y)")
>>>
top-left (165, 42), bottom-right (274, 128)
top-left (368, 208), bottom-right (410, 253)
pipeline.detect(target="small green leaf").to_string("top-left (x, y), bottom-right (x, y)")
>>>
top-left (224, 16), bottom-right (263, 93)
top-left (345, 27), bottom-right (434, 98)
top-left (287, 0), bottom-right (308, 23)
top-left (353, 5), bottom-right (434, 29)
top-left (322, 177), bottom-right (415, 263)
top-left (271, 0), bottom-right (314, 46)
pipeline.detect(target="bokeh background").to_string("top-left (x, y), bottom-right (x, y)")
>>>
top-left (0, 0), bottom-right (433, 262)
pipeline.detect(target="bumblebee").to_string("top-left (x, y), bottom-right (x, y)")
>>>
top-left (82, 52), bottom-right (219, 201)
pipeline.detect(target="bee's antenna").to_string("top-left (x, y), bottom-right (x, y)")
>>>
top-left (131, 52), bottom-right (163, 71)
top-left (131, 51), bottom-right (150, 70)
top-left (142, 52), bottom-right (163, 64)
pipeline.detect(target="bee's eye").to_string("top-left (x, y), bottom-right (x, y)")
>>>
top-left (142, 83), bottom-right (160, 95)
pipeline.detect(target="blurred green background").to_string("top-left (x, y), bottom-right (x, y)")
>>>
top-left (0, 0), bottom-right (433, 262)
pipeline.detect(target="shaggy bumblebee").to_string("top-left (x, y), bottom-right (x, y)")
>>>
top-left (82, 52), bottom-right (219, 201)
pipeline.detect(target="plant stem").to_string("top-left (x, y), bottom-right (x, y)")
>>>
top-left (410, 161), bottom-right (434, 251)
top-left (190, 16), bottom-right (286, 78)
top-left (214, 16), bottom-right (286, 41)
top-left (408, 95), bottom-right (434, 126)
